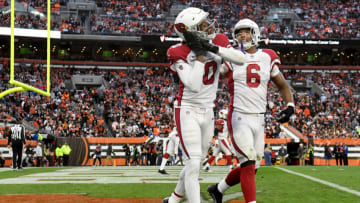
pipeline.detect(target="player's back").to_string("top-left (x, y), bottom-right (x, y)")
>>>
top-left (227, 49), bottom-right (280, 113)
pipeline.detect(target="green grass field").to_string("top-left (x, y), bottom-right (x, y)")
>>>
top-left (0, 166), bottom-right (359, 202)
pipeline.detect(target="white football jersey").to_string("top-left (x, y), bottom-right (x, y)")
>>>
top-left (216, 119), bottom-right (228, 139)
top-left (168, 34), bottom-right (231, 108)
top-left (226, 49), bottom-right (281, 113)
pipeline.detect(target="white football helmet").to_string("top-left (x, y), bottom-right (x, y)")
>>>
top-left (219, 109), bottom-right (228, 120)
top-left (174, 7), bottom-right (217, 41)
top-left (232, 18), bottom-right (260, 50)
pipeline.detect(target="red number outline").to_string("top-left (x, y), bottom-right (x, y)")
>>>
top-left (203, 61), bottom-right (218, 85)
top-left (246, 64), bottom-right (260, 87)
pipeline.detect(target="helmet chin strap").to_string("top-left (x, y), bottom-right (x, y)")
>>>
top-left (240, 40), bottom-right (252, 51)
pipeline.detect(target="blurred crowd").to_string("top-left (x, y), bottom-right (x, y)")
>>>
top-left (0, 62), bottom-right (359, 140)
top-left (265, 71), bottom-right (360, 139)
top-left (0, 0), bottom-right (359, 39)
top-left (0, 13), bottom-right (83, 34)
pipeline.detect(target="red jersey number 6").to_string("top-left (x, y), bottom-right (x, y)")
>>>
top-left (247, 64), bottom-right (260, 87)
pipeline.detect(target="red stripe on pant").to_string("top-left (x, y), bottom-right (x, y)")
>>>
top-left (220, 139), bottom-right (231, 151)
top-left (173, 191), bottom-right (183, 198)
top-left (228, 109), bottom-right (248, 159)
top-left (175, 108), bottom-right (190, 158)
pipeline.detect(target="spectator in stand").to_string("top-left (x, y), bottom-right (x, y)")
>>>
top-left (279, 129), bottom-right (287, 139)
top-left (0, 66), bottom-right (358, 142)
top-left (1, 0), bottom-right (360, 39)
top-left (271, 123), bottom-right (281, 138)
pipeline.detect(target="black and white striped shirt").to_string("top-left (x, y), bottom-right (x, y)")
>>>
top-left (8, 124), bottom-right (26, 145)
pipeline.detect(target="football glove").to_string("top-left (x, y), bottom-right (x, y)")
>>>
top-left (277, 103), bottom-right (295, 123)
top-left (183, 31), bottom-right (206, 57)
top-left (200, 39), bottom-right (219, 54)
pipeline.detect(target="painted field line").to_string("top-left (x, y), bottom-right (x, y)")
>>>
top-left (276, 167), bottom-right (360, 197)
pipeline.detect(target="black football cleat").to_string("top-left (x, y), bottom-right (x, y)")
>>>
top-left (208, 184), bottom-right (223, 203)
top-left (162, 197), bottom-right (169, 203)
top-left (158, 169), bottom-right (169, 175)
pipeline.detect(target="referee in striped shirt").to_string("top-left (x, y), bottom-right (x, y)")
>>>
top-left (8, 118), bottom-right (26, 170)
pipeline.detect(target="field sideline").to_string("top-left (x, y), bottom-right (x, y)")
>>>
top-left (0, 166), bottom-right (359, 202)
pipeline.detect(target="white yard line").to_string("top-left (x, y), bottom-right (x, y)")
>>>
top-left (276, 167), bottom-right (360, 197)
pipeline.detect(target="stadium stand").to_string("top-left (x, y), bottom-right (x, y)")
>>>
top-left (0, 1), bottom-right (359, 166)
top-left (0, 0), bottom-right (359, 38)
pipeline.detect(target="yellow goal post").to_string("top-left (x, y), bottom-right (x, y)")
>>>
top-left (0, 0), bottom-right (52, 98)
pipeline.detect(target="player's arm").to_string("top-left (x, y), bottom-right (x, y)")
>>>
top-left (216, 46), bottom-right (245, 65)
top-left (220, 62), bottom-right (233, 76)
top-left (202, 41), bottom-right (245, 65)
top-left (271, 69), bottom-right (295, 123)
top-left (200, 34), bottom-right (245, 65)
top-left (271, 71), bottom-right (293, 105)
top-left (184, 31), bottom-right (245, 65)
top-left (171, 59), bottom-right (205, 93)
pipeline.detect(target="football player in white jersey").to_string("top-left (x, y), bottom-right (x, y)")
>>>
top-left (207, 19), bottom-right (295, 203)
top-left (158, 126), bottom-right (180, 175)
top-left (162, 7), bottom-right (246, 203)
top-left (203, 109), bottom-right (234, 171)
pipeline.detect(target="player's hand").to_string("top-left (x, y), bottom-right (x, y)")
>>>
top-left (200, 39), bottom-right (219, 54)
top-left (183, 31), bottom-right (206, 57)
top-left (277, 104), bottom-right (295, 123)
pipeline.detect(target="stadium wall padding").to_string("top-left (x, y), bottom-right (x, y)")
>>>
top-left (55, 137), bottom-right (88, 166)
top-left (0, 138), bottom-right (359, 166)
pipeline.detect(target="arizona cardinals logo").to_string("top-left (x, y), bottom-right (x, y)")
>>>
top-left (175, 23), bottom-right (187, 33)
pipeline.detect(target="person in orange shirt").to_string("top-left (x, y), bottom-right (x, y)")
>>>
top-left (303, 107), bottom-right (311, 117)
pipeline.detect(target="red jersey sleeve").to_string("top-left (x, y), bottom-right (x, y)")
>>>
top-left (262, 49), bottom-right (281, 70)
top-left (167, 43), bottom-right (191, 65)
